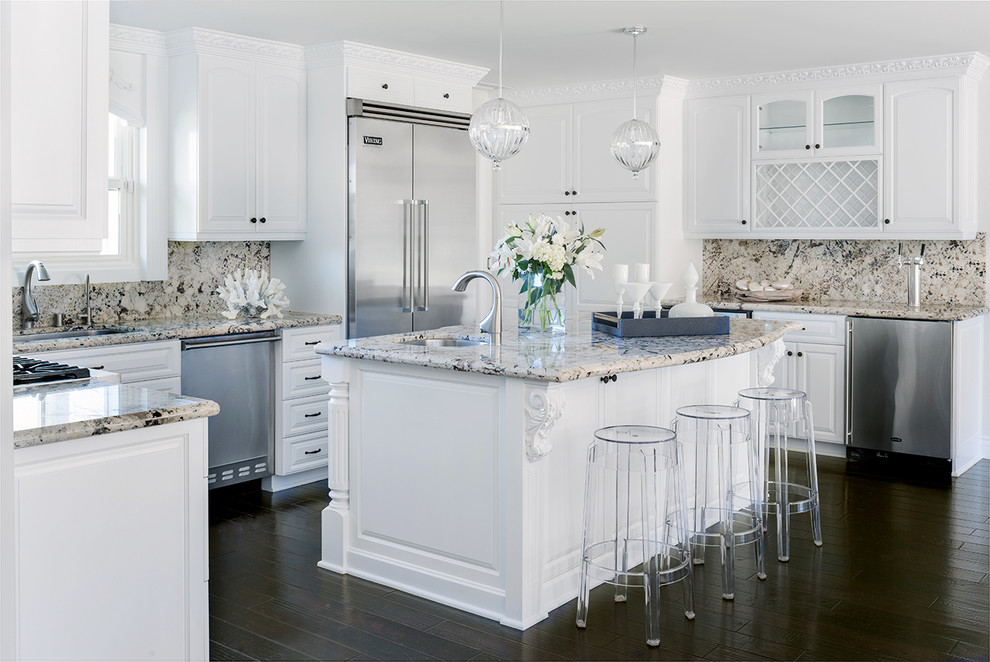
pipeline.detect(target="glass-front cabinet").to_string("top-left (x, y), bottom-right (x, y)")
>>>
top-left (754, 85), bottom-right (882, 159)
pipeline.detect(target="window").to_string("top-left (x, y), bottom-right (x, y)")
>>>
top-left (106, 112), bottom-right (134, 257)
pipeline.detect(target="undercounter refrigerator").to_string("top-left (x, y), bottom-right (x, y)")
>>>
top-left (347, 99), bottom-right (478, 338)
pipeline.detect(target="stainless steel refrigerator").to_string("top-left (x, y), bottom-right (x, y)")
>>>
top-left (347, 99), bottom-right (478, 338)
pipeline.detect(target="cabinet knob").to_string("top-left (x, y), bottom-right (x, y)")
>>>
top-left (741, 219), bottom-right (747, 225)
top-left (564, 190), bottom-right (571, 196)
top-left (805, 144), bottom-right (811, 150)
top-left (443, 93), bottom-right (450, 99)
top-left (786, 351), bottom-right (793, 356)
top-left (571, 190), bottom-right (578, 196)
top-left (382, 83), bottom-right (388, 90)
top-left (815, 143), bottom-right (821, 149)
top-left (797, 351), bottom-right (804, 357)
top-left (250, 217), bottom-right (257, 224)
top-left (599, 374), bottom-right (618, 383)
top-left (884, 218), bottom-right (891, 224)
top-left (259, 217), bottom-right (266, 224)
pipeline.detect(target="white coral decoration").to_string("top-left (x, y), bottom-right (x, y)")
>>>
top-left (217, 269), bottom-right (291, 320)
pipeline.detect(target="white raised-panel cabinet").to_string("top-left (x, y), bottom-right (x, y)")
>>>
top-left (752, 90), bottom-right (814, 159)
top-left (684, 95), bottom-right (751, 236)
top-left (884, 77), bottom-right (978, 238)
top-left (498, 98), bottom-right (655, 205)
top-left (752, 312), bottom-right (846, 451)
top-left (15, 419), bottom-right (209, 661)
top-left (24, 341), bottom-right (182, 392)
top-left (168, 32), bottom-right (306, 241)
top-left (10, 0), bottom-right (109, 253)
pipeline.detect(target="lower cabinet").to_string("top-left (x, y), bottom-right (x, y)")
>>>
top-left (752, 312), bottom-right (847, 452)
top-left (264, 324), bottom-right (340, 491)
top-left (24, 340), bottom-right (182, 393)
top-left (14, 419), bottom-right (209, 661)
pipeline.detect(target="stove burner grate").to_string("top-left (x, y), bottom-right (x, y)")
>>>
top-left (13, 356), bottom-right (91, 386)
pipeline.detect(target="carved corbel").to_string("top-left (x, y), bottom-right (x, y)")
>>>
top-left (524, 384), bottom-right (564, 461)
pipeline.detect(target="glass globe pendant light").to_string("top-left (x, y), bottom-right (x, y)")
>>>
top-left (610, 26), bottom-right (661, 180)
top-left (469, 0), bottom-right (530, 170)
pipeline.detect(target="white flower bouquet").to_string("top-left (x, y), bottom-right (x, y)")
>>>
top-left (217, 269), bottom-right (291, 320)
top-left (490, 213), bottom-right (605, 331)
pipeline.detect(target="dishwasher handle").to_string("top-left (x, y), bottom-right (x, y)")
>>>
top-left (181, 331), bottom-right (279, 351)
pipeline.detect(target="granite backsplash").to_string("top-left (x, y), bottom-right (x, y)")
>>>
top-left (702, 234), bottom-right (987, 306)
top-left (12, 241), bottom-right (270, 329)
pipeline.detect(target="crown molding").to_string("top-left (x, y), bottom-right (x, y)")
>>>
top-left (504, 75), bottom-right (689, 104)
top-left (109, 24), bottom-right (169, 56)
top-left (166, 27), bottom-right (305, 66)
top-left (304, 41), bottom-right (488, 85)
top-left (689, 52), bottom-right (990, 95)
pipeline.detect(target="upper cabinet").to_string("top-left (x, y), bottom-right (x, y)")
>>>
top-left (346, 66), bottom-right (473, 114)
top-left (685, 54), bottom-right (986, 239)
top-left (168, 31), bottom-right (307, 241)
top-left (10, 1), bottom-right (109, 253)
top-left (498, 97), bottom-right (657, 204)
top-left (753, 85), bottom-right (881, 159)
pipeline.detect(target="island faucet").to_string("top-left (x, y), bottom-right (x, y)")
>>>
top-left (21, 260), bottom-right (51, 329)
top-left (78, 274), bottom-right (93, 326)
top-left (452, 270), bottom-right (502, 345)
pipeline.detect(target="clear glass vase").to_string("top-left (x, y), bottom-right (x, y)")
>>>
top-left (517, 271), bottom-right (566, 333)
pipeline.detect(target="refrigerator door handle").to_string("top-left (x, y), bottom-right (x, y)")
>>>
top-left (845, 318), bottom-right (853, 445)
top-left (418, 199), bottom-right (429, 312)
top-left (402, 200), bottom-right (414, 312)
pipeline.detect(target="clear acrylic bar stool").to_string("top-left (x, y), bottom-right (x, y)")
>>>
top-left (673, 405), bottom-right (766, 600)
top-left (576, 425), bottom-right (694, 648)
top-left (737, 387), bottom-right (823, 562)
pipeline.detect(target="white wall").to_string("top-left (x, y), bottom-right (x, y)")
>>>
top-left (980, 73), bottom-right (990, 458)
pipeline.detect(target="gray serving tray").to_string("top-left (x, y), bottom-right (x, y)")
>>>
top-left (592, 310), bottom-right (731, 337)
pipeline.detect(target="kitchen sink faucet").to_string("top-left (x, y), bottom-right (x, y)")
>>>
top-left (452, 270), bottom-right (502, 345)
top-left (78, 274), bottom-right (93, 326)
top-left (21, 260), bottom-right (51, 329)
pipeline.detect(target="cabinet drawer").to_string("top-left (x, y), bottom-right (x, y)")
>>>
top-left (347, 67), bottom-right (414, 105)
top-left (281, 393), bottom-right (329, 437)
top-left (413, 79), bottom-right (472, 113)
top-left (28, 341), bottom-right (181, 383)
top-left (281, 325), bottom-right (337, 362)
top-left (284, 431), bottom-right (329, 474)
top-left (752, 312), bottom-right (846, 344)
top-left (282, 358), bottom-right (328, 399)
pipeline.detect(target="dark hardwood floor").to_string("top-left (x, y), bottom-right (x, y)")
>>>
top-left (208, 457), bottom-right (990, 661)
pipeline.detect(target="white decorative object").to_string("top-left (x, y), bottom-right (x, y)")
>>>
top-left (610, 27), bottom-right (661, 179)
top-left (613, 263), bottom-right (629, 315)
top-left (469, 1), bottom-right (530, 170)
top-left (622, 282), bottom-right (651, 319)
top-left (217, 269), bottom-right (290, 319)
top-left (650, 281), bottom-right (673, 314)
top-left (632, 262), bottom-right (650, 283)
top-left (756, 338), bottom-right (787, 387)
top-left (668, 261), bottom-right (714, 318)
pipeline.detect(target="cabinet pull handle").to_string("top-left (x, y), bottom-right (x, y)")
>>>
top-left (571, 190), bottom-right (577, 196)
top-left (814, 143), bottom-right (821, 149)
top-left (443, 93), bottom-right (450, 99)
top-left (805, 144), bottom-right (811, 150)
top-left (304, 375), bottom-right (322, 380)
top-left (259, 217), bottom-right (266, 224)
top-left (786, 351), bottom-right (793, 357)
top-left (884, 218), bottom-right (891, 224)
top-left (382, 83), bottom-right (388, 89)
top-left (600, 374), bottom-right (618, 383)
top-left (304, 411), bottom-right (322, 418)
top-left (304, 448), bottom-right (322, 455)
top-left (564, 190), bottom-right (571, 196)
top-left (91, 365), bottom-right (104, 370)
top-left (250, 217), bottom-right (257, 223)
top-left (304, 340), bottom-right (320, 345)
top-left (797, 351), bottom-right (804, 357)
top-left (741, 219), bottom-right (747, 225)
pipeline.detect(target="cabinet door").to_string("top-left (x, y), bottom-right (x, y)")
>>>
top-left (816, 85), bottom-right (881, 157)
top-left (497, 104), bottom-right (571, 204)
top-left (572, 98), bottom-right (655, 202)
top-left (884, 79), bottom-right (956, 234)
top-left (684, 95), bottom-right (750, 235)
top-left (202, 55), bottom-right (257, 234)
top-left (793, 342), bottom-right (845, 444)
top-left (753, 91), bottom-right (814, 159)
top-left (10, 0), bottom-right (109, 253)
top-left (602, 369), bottom-right (660, 427)
top-left (257, 64), bottom-right (306, 236)
top-left (772, 341), bottom-right (799, 391)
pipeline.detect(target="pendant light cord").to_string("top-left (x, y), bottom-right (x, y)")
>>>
top-left (498, 0), bottom-right (504, 98)
top-left (631, 32), bottom-right (638, 120)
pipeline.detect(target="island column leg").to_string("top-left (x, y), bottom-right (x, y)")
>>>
top-left (320, 356), bottom-right (351, 573)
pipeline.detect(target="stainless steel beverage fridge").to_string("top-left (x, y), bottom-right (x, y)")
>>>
top-left (347, 99), bottom-right (478, 338)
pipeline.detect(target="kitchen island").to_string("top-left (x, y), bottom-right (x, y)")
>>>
top-left (316, 317), bottom-right (797, 629)
top-left (13, 379), bottom-right (218, 660)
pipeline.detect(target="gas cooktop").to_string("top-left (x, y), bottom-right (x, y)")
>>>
top-left (13, 356), bottom-right (91, 387)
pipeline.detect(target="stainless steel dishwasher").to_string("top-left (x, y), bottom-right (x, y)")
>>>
top-left (181, 331), bottom-right (278, 488)
top-left (846, 317), bottom-right (952, 466)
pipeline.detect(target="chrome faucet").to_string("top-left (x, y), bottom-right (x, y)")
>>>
top-left (78, 274), bottom-right (93, 326)
top-left (452, 270), bottom-right (502, 345)
top-left (897, 243), bottom-right (926, 308)
top-left (21, 260), bottom-right (51, 329)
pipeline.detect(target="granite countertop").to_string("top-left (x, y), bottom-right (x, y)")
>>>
top-left (699, 296), bottom-right (988, 321)
top-left (13, 379), bottom-right (219, 449)
top-left (317, 316), bottom-right (799, 383)
top-left (13, 310), bottom-right (341, 353)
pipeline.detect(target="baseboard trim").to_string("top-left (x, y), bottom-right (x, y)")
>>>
top-left (261, 466), bottom-right (328, 492)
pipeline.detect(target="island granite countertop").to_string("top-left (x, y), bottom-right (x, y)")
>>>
top-left (699, 296), bottom-right (988, 321)
top-left (13, 310), bottom-right (341, 353)
top-left (13, 379), bottom-right (219, 449)
top-left (318, 316), bottom-right (800, 383)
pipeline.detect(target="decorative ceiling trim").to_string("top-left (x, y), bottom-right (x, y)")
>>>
top-left (689, 52), bottom-right (989, 93)
top-left (305, 41), bottom-right (489, 84)
top-left (503, 75), bottom-right (689, 104)
top-left (109, 24), bottom-right (169, 56)
top-left (166, 27), bottom-right (305, 66)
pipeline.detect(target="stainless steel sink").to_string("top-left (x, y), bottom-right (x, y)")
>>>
top-left (16, 327), bottom-right (135, 341)
top-left (399, 338), bottom-right (488, 348)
